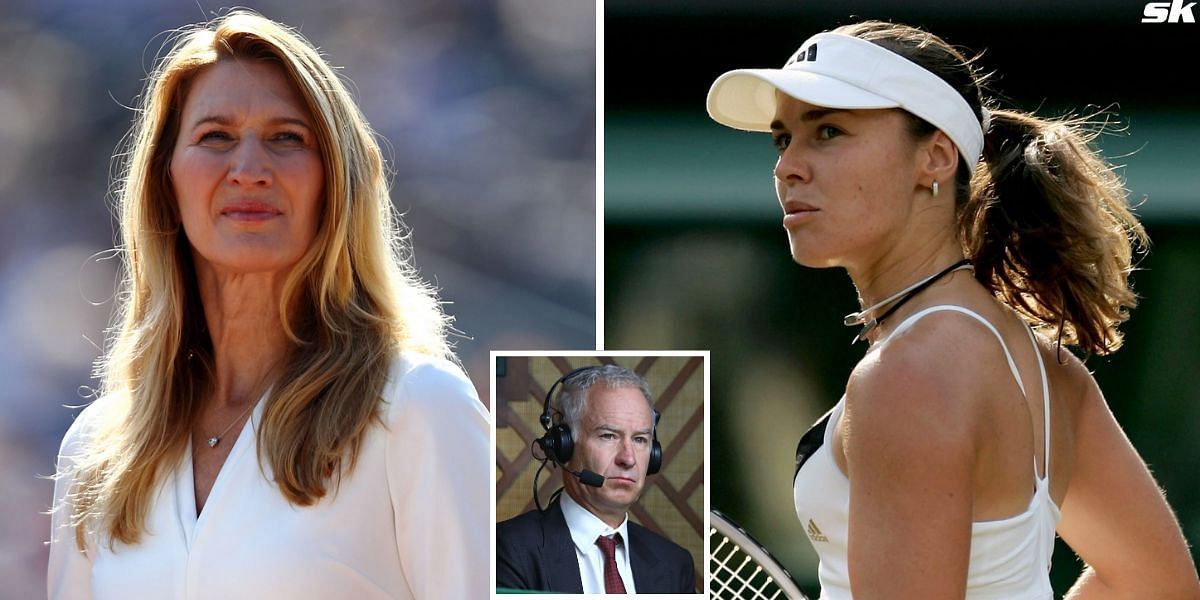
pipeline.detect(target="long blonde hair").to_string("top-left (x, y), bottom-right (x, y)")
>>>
top-left (68, 10), bottom-right (452, 549)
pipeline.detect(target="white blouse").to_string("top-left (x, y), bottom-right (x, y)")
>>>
top-left (48, 352), bottom-right (491, 600)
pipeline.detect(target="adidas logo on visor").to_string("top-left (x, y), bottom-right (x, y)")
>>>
top-left (786, 43), bottom-right (817, 66)
top-left (706, 32), bottom-right (985, 170)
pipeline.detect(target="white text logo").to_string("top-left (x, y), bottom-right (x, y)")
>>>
top-left (1143, 0), bottom-right (1196, 22)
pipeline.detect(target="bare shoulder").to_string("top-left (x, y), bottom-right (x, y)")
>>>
top-left (1038, 340), bottom-right (1102, 426)
top-left (843, 313), bottom-right (1005, 461)
top-left (846, 310), bottom-right (1011, 438)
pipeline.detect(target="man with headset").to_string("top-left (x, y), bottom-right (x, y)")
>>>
top-left (496, 365), bottom-right (696, 594)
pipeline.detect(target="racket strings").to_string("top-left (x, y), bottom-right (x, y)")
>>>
top-left (709, 528), bottom-right (787, 599)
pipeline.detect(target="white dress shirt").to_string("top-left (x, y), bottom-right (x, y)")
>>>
top-left (559, 492), bottom-right (636, 594)
top-left (48, 352), bottom-right (490, 600)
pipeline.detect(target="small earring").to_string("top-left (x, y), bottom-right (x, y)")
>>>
top-left (931, 181), bottom-right (940, 197)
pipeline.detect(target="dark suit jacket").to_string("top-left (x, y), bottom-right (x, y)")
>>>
top-left (496, 497), bottom-right (696, 593)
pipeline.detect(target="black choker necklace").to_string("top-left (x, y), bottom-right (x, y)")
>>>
top-left (845, 258), bottom-right (973, 344)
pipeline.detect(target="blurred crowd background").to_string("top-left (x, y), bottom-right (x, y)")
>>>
top-left (605, 0), bottom-right (1200, 596)
top-left (0, 0), bottom-right (594, 595)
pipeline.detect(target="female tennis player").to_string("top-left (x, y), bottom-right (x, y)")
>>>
top-left (707, 20), bottom-right (1199, 599)
top-left (48, 11), bottom-right (488, 599)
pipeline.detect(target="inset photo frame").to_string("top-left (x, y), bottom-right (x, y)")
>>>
top-left (491, 352), bottom-right (708, 596)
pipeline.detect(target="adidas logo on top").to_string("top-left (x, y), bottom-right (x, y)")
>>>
top-left (807, 519), bottom-right (829, 543)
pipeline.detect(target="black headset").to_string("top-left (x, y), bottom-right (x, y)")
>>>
top-left (536, 366), bottom-right (662, 476)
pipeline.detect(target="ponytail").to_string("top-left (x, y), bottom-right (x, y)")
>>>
top-left (834, 20), bottom-right (1148, 355)
top-left (960, 109), bottom-right (1148, 355)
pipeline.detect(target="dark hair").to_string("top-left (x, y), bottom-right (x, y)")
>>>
top-left (835, 20), bottom-right (1148, 355)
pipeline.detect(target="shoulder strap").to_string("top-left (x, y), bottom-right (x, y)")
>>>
top-left (886, 305), bottom-right (1052, 482)
top-left (885, 305), bottom-right (1026, 395)
top-left (1022, 325), bottom-right (1051, 480)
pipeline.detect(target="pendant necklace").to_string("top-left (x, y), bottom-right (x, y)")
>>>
top-left (205, 398), bottom-right (261, 448)
top-left (844, 258), bottom-right (973, 344)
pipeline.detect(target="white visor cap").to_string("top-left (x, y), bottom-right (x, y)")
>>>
top-left (707, 32), bottom-right (984, 171)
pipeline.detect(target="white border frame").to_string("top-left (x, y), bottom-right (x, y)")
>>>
top-left (595, 0), bottom-right (607, 352)
top-left (490, 350), bottom-right (711, 599)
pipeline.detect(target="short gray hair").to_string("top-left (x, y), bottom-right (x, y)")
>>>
top-left (553, 365), bottom-right (654, 442)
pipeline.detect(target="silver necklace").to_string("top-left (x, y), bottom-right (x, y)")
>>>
top-left (205, 399), bottom-right (260, 448)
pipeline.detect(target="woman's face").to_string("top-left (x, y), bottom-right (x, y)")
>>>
top-left (170, 59), bottom-right (324, 276)
top-left (771, 93), bottom-right (924, 271)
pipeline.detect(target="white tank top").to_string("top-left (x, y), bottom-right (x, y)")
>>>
top-left (792, 305), bottom-right (1060, 600)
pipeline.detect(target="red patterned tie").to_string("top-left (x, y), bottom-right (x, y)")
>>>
top-left (595, 533), bottom-right (627, 594)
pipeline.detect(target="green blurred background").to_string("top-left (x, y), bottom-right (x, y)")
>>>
top-left (603, 1), bottom-right (1199, 596)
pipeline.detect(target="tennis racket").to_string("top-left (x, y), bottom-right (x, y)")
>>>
top-left (710, 509), bottom-right (808, 600)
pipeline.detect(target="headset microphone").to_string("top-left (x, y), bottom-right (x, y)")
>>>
top-left (567, 468), bottom-right (605, 488)
top-left (532, 365), bottom-right (662, 511)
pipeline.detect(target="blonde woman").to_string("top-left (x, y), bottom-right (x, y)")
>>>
top-left (707, 20), bottom-right (1199, 599)
top-left (48, 11), bottom-right (488, 599)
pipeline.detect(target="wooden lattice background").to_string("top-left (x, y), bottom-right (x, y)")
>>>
top-left (495, 355), bottom-right (705, 592)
